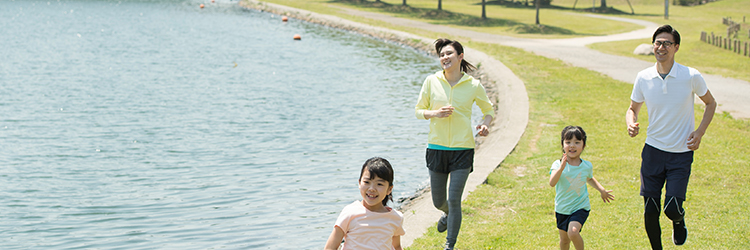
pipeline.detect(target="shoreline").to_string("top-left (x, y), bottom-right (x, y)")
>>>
top-left (238, 0), bottom-right (529, 247)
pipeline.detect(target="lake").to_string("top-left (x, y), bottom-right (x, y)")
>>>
top-left (0, 0), bottom-right (481, 248)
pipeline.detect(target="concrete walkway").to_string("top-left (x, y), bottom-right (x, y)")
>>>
top-left (339, 7), bottom-right (750, 120)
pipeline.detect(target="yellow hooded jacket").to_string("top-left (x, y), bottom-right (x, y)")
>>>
top-left (415, 71), bottom-right (494, 149)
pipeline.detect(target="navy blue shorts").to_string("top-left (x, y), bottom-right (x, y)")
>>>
top-left (556, 209), bottom-right (589, 232)
top-left (640, 144), bottom-right (693, 200)
top-left (425, 148), bottom-right (474, 174)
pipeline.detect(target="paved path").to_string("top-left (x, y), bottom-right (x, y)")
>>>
top-left (339, 7), bottom-right (750, 119)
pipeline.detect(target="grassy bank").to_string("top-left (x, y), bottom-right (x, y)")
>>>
top-left (585, 0), bottom-right (750, 82)
top-left (240, 0), bottom-right (750, 248)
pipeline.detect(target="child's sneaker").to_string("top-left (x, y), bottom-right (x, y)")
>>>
top-left (437, 214), bottom-right (448, 233)
top-left (672, 220), bottom-right (688, 245)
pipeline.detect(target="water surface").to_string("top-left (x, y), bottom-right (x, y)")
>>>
top-left (0, 0), bottom-right (480, 248)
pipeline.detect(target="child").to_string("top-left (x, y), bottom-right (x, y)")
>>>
top-left (549, 126), bottom-right (615, 250)
top-left (324, 157), bottom-right (405, 250)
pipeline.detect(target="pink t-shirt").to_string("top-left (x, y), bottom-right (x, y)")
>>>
top-left (334, 201), bottom-right (405, 250)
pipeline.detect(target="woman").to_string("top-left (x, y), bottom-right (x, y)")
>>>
top-left (414, 38), bottom-right (493, 250)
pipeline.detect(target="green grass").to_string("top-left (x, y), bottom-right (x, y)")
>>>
top-left (241, 0), bottom-right (749, 248)
top-left (324, 0), bottom-right (643, 38)
top-left (261, 0), bottom-right (750, 81)
top-left (584, 0), bottom-right (750, 82)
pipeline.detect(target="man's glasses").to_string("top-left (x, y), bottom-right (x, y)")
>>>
top-left (653, 41), bottom-right (675, 48)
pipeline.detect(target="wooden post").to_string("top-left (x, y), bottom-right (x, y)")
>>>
top-left (713, 33), bottom-right (716, 46)
top-left (737, 40), bottom-right (741, 54)
top-left (729, 38), bottom-right (732, 51)
top-left (746, 42), bottom-right (748, 56)
top-left (741, 41), bottom-right (744, 55)
top-left (738, 41), bottom-right (742, 54)
top-left (734, 40), bottom-right (742, 54)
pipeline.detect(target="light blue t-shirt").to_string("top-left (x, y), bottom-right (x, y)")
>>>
top-left (550, 159), bottom-right (594, 215)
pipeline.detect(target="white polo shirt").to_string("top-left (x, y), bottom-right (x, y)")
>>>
top-left (631, 62), bottom-right (708, 153)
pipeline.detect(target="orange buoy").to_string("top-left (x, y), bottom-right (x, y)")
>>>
top-left (200, 4), bottom-right (204, 8)
top-left (211, 0), bottom-right (215, 2)
top-left (282, 16), bottom-right (288, 22)
top-left (293, 34), bottom-right (301, 40)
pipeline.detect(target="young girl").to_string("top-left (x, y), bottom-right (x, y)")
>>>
top-left (549, 126), bottom-right (614, 250)
top-left (324, 157), bottom-right (405, 250)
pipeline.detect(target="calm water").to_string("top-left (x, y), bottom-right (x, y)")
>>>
top-left (0, 0), bottom-right (482, 249)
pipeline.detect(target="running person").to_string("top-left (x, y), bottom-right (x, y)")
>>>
top-left (549, 126), bottom-right (614, 250)
top-left (626, 24), bottom-right (717, 249)
top-left (324, 157), bottom-right (405, 250)
top-left (414, 38), bottom-right (493, 250)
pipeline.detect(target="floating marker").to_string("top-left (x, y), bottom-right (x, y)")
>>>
top-left (282, 16), bottom-right (288, 22)
top-left (293, 34), bottom-right (301, 40)
top-left (200, 4), bottom-right (204, 8)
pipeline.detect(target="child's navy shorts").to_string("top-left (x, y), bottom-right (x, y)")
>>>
top-left (556, 209), bottom-right (590, 232)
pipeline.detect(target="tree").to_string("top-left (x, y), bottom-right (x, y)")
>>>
top-left (601, 0), bottom-right (607, 8)
top-left (481, 0), bottom-right (487, 19)
top-left (403, 0), bottom-right (407, 6)
top-left (438, 0), bottom-right (442, 10)
top-left (535, 0), bottom-right (540, 24)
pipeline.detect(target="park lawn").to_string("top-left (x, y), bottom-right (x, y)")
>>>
top-left (249, 0), bottom-right (452, 39)
top-left (407, 40), bottom-right (750, 250)
top-left (313, 0), bottom-right (642, 38)
top-left (258, 0), bottom-right (750, 81)
top-left (585, 0), bottom-right (750, 82)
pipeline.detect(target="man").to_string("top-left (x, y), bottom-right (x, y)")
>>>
top-left (626, 24), bottom-right (717, 250)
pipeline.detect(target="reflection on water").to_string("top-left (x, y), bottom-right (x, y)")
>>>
top-left (0, 0), bottom-right (448, 249)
